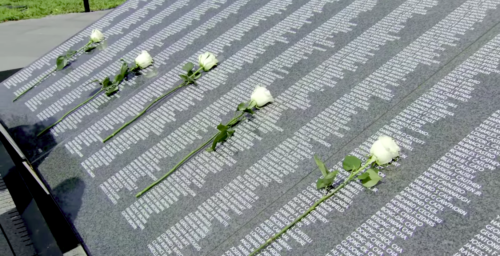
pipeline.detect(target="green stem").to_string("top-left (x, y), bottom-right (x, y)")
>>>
top-left (74, 41), bottom-right (93, 55)
top-left (223, 100), bottom-right (253, 127)
top-left (103, 83), bottom-right (184, 142)
top-left (13, 68), bottom-right (56, 102)
top-left (102, 67), bottom-right (204, 143)
top-left (136, 133), bottom-right (219, 197)
top-left (37, 88), bottom-right (104, 137)
top-left (228, 111), bottom-right (245, 126)
top-left (136, 104), bottom-right (249, 197)
top-left (12, 41), bottom-right (93, 102)
top-left (192, 66), bottom-right (203, 77)
top-left (249, 158), bottom-right (376, 256)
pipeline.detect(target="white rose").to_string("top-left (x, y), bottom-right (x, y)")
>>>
top-left (135, 50), bottom-right (153, 69)
top-left (198, 52), bottom-right (218, 71)
top-left (370, 136), bottom-right (400, 165)
top-left (90, 29), bottom-right (104, 43)
top-left (250, 85), bottom-right (274, 107)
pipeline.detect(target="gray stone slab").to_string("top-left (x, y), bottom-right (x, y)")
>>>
top-left (0, 227), bottom-right (14, 256)
top-left (1, 0), bottom-right (500, 255)
top-left (0, 141), bottom-right (37, 256)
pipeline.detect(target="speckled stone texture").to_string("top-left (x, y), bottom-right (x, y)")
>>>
top-left (2, 0), bottom-right (500, 255)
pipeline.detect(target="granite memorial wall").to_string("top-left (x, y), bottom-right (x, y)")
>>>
top-left (1, 0), bottom-right (500, 255)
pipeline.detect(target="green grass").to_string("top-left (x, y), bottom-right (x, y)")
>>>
top-left (0, 0), bottom-right (126, 22)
